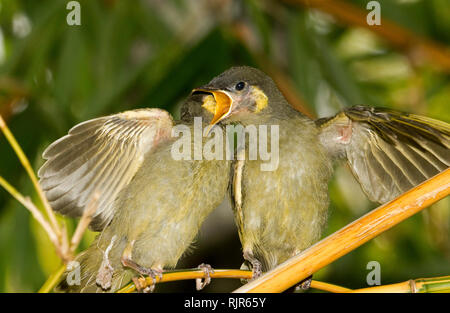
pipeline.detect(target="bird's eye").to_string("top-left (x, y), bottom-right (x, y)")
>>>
top-left (235, 82), bottom-right (245, 91)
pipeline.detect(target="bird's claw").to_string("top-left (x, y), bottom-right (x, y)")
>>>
top-left (128, 265), bottom-right (163, 293)
top-left (132, 276), bottom-right (148, 293)
top-left (250, 259), bottom-right (262, 281)
top-left (242, 251), bottom-right (263, 282)
top-left (141, 267), bottom-right (163, 293)
top-left (143, 284), bottom-right (155, 293)
top-left (196, 263), bottom-right (214, 291)
top-left (295, 275), bottom-right (312, 292)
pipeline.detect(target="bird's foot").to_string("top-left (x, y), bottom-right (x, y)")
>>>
top-left (195, 263), bottom-right (214, 291)
top-left (250, 260), bottom-right (262, 280)
top-left (142, 267), bottom-right (163, 293)
top-left (121, 256), bottom-right (163, 293)
top-left (131, 268), bottom-right (163, 293)
top-left (243, 251), bottom-right (263, 281)
top-left (295, 275), bottom-right (312, 292)
top-left (132, 276), bottom-right (148, 293)
top-left (239, 261), bottom-right (251, 284)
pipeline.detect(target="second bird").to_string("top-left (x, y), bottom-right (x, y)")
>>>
top-left (194, 66), bottom-right (450, 279)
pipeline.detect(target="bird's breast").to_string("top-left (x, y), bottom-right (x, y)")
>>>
top-left (232, 119), bottom-right (333, 260)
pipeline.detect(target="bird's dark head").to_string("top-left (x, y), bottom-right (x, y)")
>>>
top-left (190, 66), bottom-right (289, 128)
top-left (180, 91), bottom-right (214, 123)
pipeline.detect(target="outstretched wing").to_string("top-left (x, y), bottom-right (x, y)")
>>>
top-left (317, 105), bottom-right (450, 203)
top-left (38, 109), bottom-right (174, 231)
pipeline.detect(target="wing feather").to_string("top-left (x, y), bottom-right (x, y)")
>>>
top-left (317, 106), bottom-right (450, 203)
top-left (38, 108), bottom-right (174, 231)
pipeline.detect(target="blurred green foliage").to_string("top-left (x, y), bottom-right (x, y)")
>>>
top-left (0, 0), bottom-right (448, 292)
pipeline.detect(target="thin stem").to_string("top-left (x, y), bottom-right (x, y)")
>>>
top-left (38, 264), bottom-right (66, 293)
top-left (233, 168), bottom-right (450, 293)
top-left (70, 192), bottom-right (99, 254)
top-left (0, 114), bottom-right (61, 237)
top-left (0, 175), bottom-right (59, 249)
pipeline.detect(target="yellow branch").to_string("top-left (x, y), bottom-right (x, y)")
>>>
top-left (233, 168), bottom-right (450, 293)
top-left (348, 275), bottom-right (450, 293)
top-left (116, 268), bottom-right (350, 293)
top-left (310, 280), bottom-right (351, 293)
top-left (117, 269), bottom-right (253, 293)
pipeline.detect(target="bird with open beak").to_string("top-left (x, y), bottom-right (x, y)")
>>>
top-left (194, 66), bottom-right (450, 283)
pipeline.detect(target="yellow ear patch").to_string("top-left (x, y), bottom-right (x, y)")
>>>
top-left (201, 94), bottom-right (216, 114)
top-left (252, 86), bottom-right (268, 113)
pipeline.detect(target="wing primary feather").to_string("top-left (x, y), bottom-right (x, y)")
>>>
top-left (391, 142), bottom-right (435, 179)
top-left (362, 142), bottom-right (393, 202)
top-left (377, 139), bottom-right (425, 186)
top-left (321, 106), bottom-right (450, 204)
top-left (38, 108), bottom-right (174, 230)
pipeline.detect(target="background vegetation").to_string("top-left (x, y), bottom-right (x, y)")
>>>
top-left (0, 0), bottom-right (449, 292)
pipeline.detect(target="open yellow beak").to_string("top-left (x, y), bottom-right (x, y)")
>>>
top-left (192, 88), bottom-right (233, 133)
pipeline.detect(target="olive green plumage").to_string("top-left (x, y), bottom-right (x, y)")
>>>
top-left (205, 67), bottom-right (333, 273)
top-left (39, 96), bottom-right (229, 292)
top-left (204, 66), bottom-right (449, 276)
top-left (232, 116), bottom-right (332, 272)
top-left (59, 135), bottom-right (229, 292)
top-left (39, 65), bottom-right (450, 292)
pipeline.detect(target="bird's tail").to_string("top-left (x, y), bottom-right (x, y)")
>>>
top-left (55, 235), bottom-right (133, 293)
